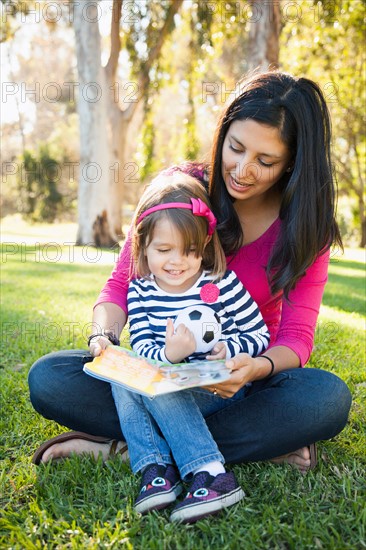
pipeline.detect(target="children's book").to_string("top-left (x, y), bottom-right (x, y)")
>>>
top-left (83, 345), bottom-right (231, 397)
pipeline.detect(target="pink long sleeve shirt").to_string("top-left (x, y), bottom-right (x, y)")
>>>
top-left (95, 217), bottom-right (329, 366)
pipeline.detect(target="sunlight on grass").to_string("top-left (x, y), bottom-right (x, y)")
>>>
top-left (338, 247), bottom-right (365, 263)
top-left (0, 214), bottom-right (78, 242)
top-left (319, 305), bottom-right (365, 330)
top-left (0, 214), bottom-right (132, 247)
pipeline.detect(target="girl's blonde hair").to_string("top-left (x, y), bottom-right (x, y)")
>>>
top-left (131, 172), bottom-right (226, 280)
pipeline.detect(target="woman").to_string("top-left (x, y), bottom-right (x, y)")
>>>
top-left (29, 71), bottom-right (351, 472)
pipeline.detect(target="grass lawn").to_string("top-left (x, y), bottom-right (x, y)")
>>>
top-left (0, 242), bottom-right (365, 549)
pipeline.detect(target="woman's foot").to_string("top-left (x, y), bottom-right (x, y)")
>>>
top-left (269, 445), bottom-right (316, 473)
top-left (32, 431), bottom-right (128, 464)
top-left (40, 439), bottom-right (113, 463)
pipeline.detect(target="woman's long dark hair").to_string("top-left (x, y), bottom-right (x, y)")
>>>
top-left (209, 71), bottom-right (342, 299)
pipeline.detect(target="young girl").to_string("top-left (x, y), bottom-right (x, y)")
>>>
top-left (111, 172), bottom-right (269, 523)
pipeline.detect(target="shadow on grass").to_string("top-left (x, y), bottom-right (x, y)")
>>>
top-left (323, 261), bottom-right (365, 317)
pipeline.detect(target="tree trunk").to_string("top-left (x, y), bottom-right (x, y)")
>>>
top-left (247, 0), bottom-right (281, 71)
top-left (74, 0), bottom-right (183, 246)
top-left (74, 2), bottom-right (120, 247)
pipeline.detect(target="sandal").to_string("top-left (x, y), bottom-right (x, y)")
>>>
top-left (32, 430), bottom-right (128, 465)
top-left (269, 442), bottom-right (318, 472)
top-left (309, 442), bottom-right (317, 470)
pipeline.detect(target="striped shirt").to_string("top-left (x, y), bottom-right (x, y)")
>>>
top-left (127, 270), bottom-right (270, 363)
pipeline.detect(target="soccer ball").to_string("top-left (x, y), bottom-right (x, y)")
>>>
top-left (173, 305), bottom-right (221, 354)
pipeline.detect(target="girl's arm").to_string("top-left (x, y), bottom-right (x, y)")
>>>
top-left (128, 285), bottom-right (175, 362)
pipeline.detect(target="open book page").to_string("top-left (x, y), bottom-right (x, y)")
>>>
top-left (83, 346), bottom-right (231, 396)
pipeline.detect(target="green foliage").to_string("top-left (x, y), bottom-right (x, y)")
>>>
top-left (138, 99), bottom-right (159, 181)
top-left (281, 0), bottom-right (366, 246)
top-left (0, 0), bottom-right (32, 42)
top-left (196, 1), bottom-right (215, 47)
top-left (123, 1), bottom-right (178, 79)
top-left (17, 145), bottom-right (63, 222)
top-left (0, 242), bottom-right (365, 548)
top-left (182, 116), bottom-right (200, 162)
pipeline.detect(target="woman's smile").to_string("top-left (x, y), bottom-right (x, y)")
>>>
top-left (228, 174), bottom-right (255, 190)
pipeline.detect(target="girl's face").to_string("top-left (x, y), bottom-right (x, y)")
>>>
top-left (145, 217), bottom-right (205, 293)
top-left (221, 119), bottom-right (292, 204)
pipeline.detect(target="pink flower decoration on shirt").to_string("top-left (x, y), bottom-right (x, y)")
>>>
top-left (200, 283), bottom-right (220, 303)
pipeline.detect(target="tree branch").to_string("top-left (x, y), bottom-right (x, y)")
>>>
top-left (123, 0), bottom-right (184, 120)
top-left (333, 150), bottom-right (358, 194)
top-left (105, 0), bottom-right (123, 81)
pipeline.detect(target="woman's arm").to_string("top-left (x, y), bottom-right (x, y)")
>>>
top-left (218, 271), bottom-right (270, 358)
top-left (94, 227), bottom-right (134, 313)
top-left (209, 249), bottom-right (330, 397)
top-left (273, 249), bottom-right (330, 366)
top-left (88, 229), bottom-right (133, 356)
top-left (89, 302), bottom-right (127, 357)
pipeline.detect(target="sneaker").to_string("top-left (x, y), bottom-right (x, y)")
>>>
top-left (134, 464), bottom-right (183, 514)
top-left (170, 470), bottom-right (244, 523)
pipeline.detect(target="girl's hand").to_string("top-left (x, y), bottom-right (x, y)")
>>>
top-left (89, 335), bottom-right (112, 357)
top-left (205, 353), bottom-right (258, 398)
top-left (165, 318), bottom-right (196, 363)
top-left (206, 341), bottom-right (227, 360)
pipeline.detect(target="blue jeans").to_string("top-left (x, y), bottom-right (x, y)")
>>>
top-left (28, 349), bottom-right (352, 463)
top-left (111, 384), bottom-right (232, 479)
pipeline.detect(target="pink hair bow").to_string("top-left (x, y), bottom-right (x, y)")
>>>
top-left (190, 198), bottom-right (217, 235)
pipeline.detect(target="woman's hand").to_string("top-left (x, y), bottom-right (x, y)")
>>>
top-left (89, 335), bottom-right (112, 357)
top-left (205, 353), bottom-right (263, 398)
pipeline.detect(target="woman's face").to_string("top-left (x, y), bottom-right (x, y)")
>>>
top-left (221, 119), bottom-right (292, 203)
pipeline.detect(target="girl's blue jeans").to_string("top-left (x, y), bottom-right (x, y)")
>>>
top-left (111, 383), bottom-right (248, 479)
top-left (28, 350), bottom-right (352, 464)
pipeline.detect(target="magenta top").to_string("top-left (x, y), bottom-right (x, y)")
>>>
top-left (95, 163), bottom-right (329, 366)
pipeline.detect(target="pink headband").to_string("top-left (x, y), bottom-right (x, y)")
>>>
top-left (136, 198), bottom-right (217, 235)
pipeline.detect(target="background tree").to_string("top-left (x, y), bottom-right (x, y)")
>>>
top-left (247, 0), bottom-right (281, 70)
top-left (1, 1), bottom-right (78, 220)
top-left (73, 0), bottom-right (184, 247)
top-left (1, 0), bottom-right (282, 244)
